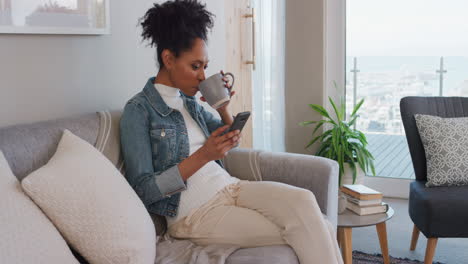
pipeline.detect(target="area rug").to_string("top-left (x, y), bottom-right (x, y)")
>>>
top-left (353, 251), bottom-right (445, 264)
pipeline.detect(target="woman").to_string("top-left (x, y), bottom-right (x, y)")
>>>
top-left (120, 1), bottom-right (343, 263)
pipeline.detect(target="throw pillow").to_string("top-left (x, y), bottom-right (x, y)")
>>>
top-left (21, 130), bottom-right (156, 264)
top-left (0, 151), bottom-right (79, 263)
top-left (415, 114), bottom-right (468, 187)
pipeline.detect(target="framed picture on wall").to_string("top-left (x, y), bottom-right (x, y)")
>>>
top-left (0, 0), bottom-right (110, 35)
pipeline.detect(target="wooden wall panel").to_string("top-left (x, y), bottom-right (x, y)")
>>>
top-left (224, 0), bottom-right (253, 148)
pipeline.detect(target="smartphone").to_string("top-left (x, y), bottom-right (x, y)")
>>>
top-left (224, 111), bottom-right (251, 135)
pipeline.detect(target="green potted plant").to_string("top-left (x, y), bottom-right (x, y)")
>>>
top-left (299, 96), bottom-right (375, 186)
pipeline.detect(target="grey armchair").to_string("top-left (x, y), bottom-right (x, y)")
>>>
top-left (400, 96), bottom-right (468, 264)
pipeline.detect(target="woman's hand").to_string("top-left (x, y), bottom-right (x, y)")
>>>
top-left (199, 125), bottom-right (241, 161)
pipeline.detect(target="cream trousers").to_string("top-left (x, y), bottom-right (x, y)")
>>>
top-left (168, 181), bottom-right (343, 264)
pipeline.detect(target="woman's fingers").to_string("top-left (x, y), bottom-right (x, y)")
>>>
top-left (221, 72), bottom-right (234, 90)
top-left (221, 130), bottom-right (239, 142)
top-left (210, 125), bottom-right (240, 157)
top-left (212, 125), bottom-right (230, 138)
top-left (213, 130), bottom-right (237, 147)
top-left (222, 77), bottom-right (230, 87)
top-left (232, 135), bottom-right (240, 143)
top-left (203, 124), bottom-right (241, 160)
top-left (222, 137), bottom-right (241, 155)
top-left (219, 137), bottom-right (238, 152)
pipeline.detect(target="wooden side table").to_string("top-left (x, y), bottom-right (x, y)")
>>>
top-left (337, 207), bottom-right (394, 264)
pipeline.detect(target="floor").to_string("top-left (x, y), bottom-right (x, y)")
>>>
top-left (351, 198), bottom-right (468, 264)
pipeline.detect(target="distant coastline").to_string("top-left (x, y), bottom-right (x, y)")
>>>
top-left (345, 56), bottom-right (468, 134)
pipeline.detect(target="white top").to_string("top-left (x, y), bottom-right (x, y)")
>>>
top-left (154, 83), bottom-right (239, 226)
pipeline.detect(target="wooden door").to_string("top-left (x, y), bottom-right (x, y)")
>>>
top-left (224, 0), bottom-right (254, 148)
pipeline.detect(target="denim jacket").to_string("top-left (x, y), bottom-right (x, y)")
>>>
top-left (120, 77), bottom-right (225, 217)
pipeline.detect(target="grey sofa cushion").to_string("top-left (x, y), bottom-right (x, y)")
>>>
top-left (226, 245), bottom-right (299, 264)
top-left (0, 113), bottom-right (99, 181)
top-left (415, 114), bottom-right (468, 187)
top-left (409, 181), bottom-right (468, 237)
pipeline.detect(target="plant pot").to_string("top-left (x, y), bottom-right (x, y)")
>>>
top-left (341, 163), bottom-right (365, 186)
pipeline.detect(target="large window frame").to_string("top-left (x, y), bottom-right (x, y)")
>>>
top-left (329, 0), bottom-right (411, 198)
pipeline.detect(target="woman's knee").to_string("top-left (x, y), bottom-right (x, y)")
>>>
top-left (291, 188), bottom-right (317, 203)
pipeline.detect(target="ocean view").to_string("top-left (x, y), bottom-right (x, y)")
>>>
top-left (345, 56), bottom-right (468, 135)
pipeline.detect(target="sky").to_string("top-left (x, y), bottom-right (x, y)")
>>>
top-left (347, 0), bottom-right (468, 56)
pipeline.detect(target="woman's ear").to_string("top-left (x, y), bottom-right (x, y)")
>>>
top-left (161, 49), bottom-right (175, 70)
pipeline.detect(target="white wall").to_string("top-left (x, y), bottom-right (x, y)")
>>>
top-left (0, 0), bottom-right (225, 128)
top-left (284, 0), bottom-right (325, 155)
top-left (284, 0), bottom-right (345, 155)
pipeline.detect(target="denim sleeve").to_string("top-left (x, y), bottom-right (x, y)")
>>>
top-left (199, 104), bottom-right (225, 134)
top-left (120, 102), bottom-right (186, 207)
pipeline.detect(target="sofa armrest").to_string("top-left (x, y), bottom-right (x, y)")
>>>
top-left (223, 148), bottom-right (339, 226)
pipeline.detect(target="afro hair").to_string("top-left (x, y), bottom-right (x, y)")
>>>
top-left (140, 0), bottom-right (215, 68)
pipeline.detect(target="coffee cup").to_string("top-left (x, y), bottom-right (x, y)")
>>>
top-left (198, 72), bottom-right (235, 109)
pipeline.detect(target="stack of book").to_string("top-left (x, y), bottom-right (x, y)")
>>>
top-left (340, 184), bottom-right (389, 216)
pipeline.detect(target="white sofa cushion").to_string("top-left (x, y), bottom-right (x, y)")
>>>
top-left (21, 130), bottom-right (156, 264)
top-left (0, 151), bottom-right (79, 263)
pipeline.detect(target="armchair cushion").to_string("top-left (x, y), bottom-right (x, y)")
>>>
top-left (415, 114), bottom-right (468, 187)
top-left (409, 181), bottom-right (468, 237)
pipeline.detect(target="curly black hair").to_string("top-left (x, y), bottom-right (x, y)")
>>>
top-left (140, 0), bottom-right (215, 68)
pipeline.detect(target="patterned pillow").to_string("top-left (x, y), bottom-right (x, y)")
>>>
top-left (415, 114), bottom-right (468, 187)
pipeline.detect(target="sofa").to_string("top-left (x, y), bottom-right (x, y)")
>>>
top-left (0, 110), bottom-right (339, 264)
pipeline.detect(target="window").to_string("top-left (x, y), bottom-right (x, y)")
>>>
top-left (252, 0), bottom-right (286, 152)
top-left (346, 0), bottom-right (468, 179)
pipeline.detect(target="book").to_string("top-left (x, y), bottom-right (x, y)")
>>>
top-left (340, 184), bottom-right (383, 200)
top-left (347, 202), bottom-right (389, 216)
top-left (343, 193), bottom-right (382, 207)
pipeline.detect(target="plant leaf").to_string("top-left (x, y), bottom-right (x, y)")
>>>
top-left (299, 121), bottom-right (319, 126)
top-left (357, 131), bottom-right (368, 145)
top-left (329, 97), bottom-right (342, 122)
top-left (305, 135), bottom-right (321, 149)
top-left (316, 142), bottom-right (329, 156)
top-left (311, 121), bottom-right (325, 136)
top-left (351, 98), bottom-right (365, 117)
top-left (348, 161), bottom-right (357, 184)
top-left (362, 148), bottom-right (375, 160)
top-left (370, 160), bottom-right (376, 176)
top-left (308, 104), bottom-right (335, 123)
top-left (348, 115), bottom-right (358, 126)
top-left (340, 96), bottom-right (346, 121)
top-left (301, 91), bottom-right (375, 180)
top-left (331, 127), bottom-right (339, 156)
